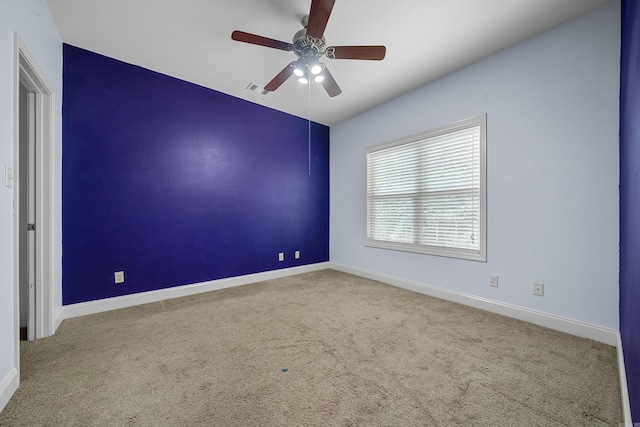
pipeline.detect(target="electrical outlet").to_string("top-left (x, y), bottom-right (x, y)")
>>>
top-left (489, 275), bottom-right (498, 287)
top-left (114, 271), bottom-right (125, 284)
top-left (295, 251), bottom-right (300, 259)
top-left (533, 282), bottom-right (544, 296)
top-left (278, 252), bottom-right (284, 262)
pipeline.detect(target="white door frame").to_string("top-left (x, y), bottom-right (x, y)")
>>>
top-left (12, 33), bottom-right (55, 361)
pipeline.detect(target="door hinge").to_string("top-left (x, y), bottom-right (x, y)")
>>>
top-left (27, 223), bottom-right (35, 231)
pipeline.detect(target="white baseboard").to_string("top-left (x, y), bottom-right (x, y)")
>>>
top-left (329, 262), bottom-right (618, 346)
top-left (617, 333), bottom-right (633, 427)
top-left (53, 306), bottom-right (64, 333)
top-left (60, 262), bottom-right (331, 322)
top-left (0, 368), bottom-right (19, 414)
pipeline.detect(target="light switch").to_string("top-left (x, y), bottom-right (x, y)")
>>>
top-left (5, 166), bottom-right (13, 188)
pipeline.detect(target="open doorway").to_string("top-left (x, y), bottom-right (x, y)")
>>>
top-left (17, 81), bottom-right (35, 341)
top-left (13, 35), bottom-right (55, 347)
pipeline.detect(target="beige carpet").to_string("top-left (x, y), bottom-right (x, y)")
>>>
top-left (0, 269), bottom-right (622, 426)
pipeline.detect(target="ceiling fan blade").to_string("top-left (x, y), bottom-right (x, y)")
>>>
top-left (231, 30), bottom-right (293, 51)
top-left (326, 45), bottom-right (386, 60)
top-left (307, 0), bottom-right (335, 39)
top-left (264, 63), bottom-right (295, 92)
top-left (320, 67), bottom-right (341, 97)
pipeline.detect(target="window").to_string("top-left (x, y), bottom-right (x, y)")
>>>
top-left (366, 115), bottom-right (486, 261)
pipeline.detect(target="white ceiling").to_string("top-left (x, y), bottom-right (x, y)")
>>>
top-left (46, 0), bottom-right (611, 126)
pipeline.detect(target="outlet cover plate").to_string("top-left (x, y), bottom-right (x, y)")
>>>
top-left (114, 271), bottom-right (125, 284)
top-left (489, 275), bottom-right (498, 287)
top-left (533, 282), bottom-right (544, 296)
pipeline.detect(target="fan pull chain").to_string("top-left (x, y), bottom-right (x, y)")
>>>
top-left (308, 76), bottom-right (312, 176)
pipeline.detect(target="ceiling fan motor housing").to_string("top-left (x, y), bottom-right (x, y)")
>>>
top-left (293, 27), bottom-right (326, 58)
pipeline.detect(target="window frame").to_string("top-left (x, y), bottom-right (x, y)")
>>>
top-left (364, 115), bottom-right (487, 262)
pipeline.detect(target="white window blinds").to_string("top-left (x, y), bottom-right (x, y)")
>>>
top-left (366, 115), bottom-right (486, 261)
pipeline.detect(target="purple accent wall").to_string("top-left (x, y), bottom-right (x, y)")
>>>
top-left (621, 0), bottom-right (640, 422)
top-left (62, 44), bottom-right (329, 305)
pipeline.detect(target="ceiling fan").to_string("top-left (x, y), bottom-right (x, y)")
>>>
top-left (231, 0), bottom-right (386, 97)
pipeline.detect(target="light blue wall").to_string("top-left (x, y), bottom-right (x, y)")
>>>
top-left (0, 0), bottom-right (62, 411)
top-left (330, 2), bottom-right (620, 329)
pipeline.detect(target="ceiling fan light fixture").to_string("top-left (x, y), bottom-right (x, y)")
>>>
top-left (298, 76), bottom-right (309, 85)
top-left (293, 58), bottom-right (306, 77)
top-left (308, 58), bottom-right (322, 75)
top-left (314, 74), bottom-right (325, 83)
